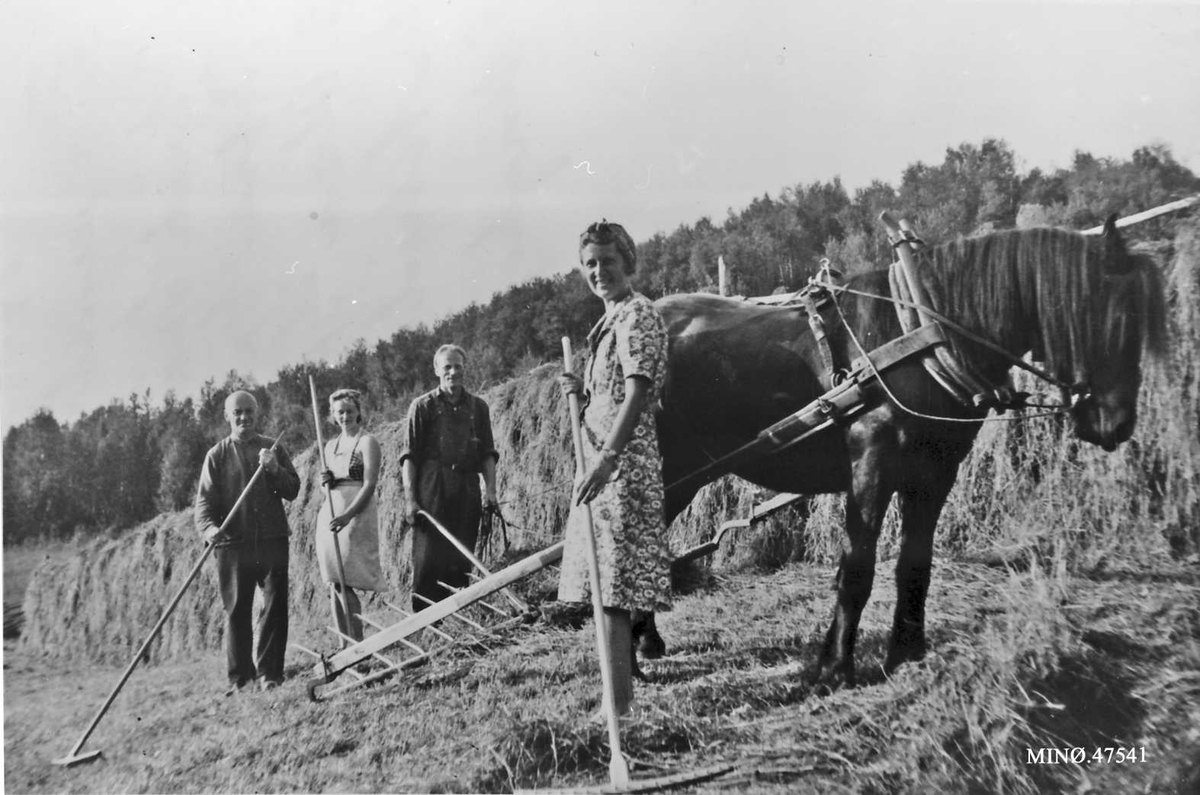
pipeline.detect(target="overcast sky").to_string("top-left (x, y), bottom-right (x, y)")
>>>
top-left (3, 0), bottom-right (1199, 428)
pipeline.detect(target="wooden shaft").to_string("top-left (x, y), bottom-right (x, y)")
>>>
top-left (1081, 194), bottom-right (1198, 234)
top-left (561, 336), bottom-right (629, 785)
top-left (309, 376), bottom-right (352, 631)
top-left (417, 509), bottom-right (527, 612)
top-left (880, 211), bottom-right (934, 327)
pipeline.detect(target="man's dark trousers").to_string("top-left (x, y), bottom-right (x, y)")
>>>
top-left (216, 537), bottom-right (289, 686)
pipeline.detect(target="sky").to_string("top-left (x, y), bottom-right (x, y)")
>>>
top-left (3, 0), bottom-right (1199, 429)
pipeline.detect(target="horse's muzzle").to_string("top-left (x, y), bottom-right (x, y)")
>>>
top-left (1072, 395), bottom-right (1135, 452)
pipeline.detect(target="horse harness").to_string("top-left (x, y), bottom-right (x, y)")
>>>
top-left (664, 214), bottom-right (1085, 497)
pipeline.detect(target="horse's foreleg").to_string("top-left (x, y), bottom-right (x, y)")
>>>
top-left (815, 477), bottom-right (890, 690)
top-left (632, 469), bottom-right (704, 662)
top-left (630, 609), bottom-right (664, 660)
top-left (886, 479), bottom-right (953, 672)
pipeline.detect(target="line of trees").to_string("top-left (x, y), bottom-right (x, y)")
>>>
top-left (4, 139), bottom-right (1197, 544)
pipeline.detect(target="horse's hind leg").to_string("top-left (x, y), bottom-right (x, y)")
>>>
top-left (886, 479), bottom-right (954, 672)
top-left (815, 476), bottom-right (891, 690)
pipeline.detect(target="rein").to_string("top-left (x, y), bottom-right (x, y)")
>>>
top-left (830, 281), bottom-right (1082, 400)
top-left (825, 285), bottom-right (1085, 425)
top-left (771, 254), bottom-right (1087, 413)
top-left (658, 238), bottom-right (1091, 494)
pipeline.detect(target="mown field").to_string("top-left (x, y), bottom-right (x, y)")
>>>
top-left (5, 218), bottom-right (1200, 793)
top-left (4, 552), bottom-right (1198, 794)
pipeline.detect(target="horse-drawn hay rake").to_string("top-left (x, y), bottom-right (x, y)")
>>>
top-left (294, 488), bottom-right (806, 703)
top-left (294, 509), bottom-right (563, 701)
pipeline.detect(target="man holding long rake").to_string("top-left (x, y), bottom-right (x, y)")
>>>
top-left (195, 390), bottom-right (300, 694)
top-left (401, 344), bottom-right (501, 613)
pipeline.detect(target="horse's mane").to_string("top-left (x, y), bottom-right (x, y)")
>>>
top-left (915, 227), bottom-right (1167, 381)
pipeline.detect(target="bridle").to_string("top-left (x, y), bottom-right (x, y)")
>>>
top-left (824, 275), bottom-right (1092, 423)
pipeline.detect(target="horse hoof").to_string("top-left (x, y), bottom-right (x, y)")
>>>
top-left (637, 632), bottom-right (666, 660)
top-left (810, 663), bottom-right (855, 694)
top-left (632, 659), bottom-right (648, 682)
top-left (884, 643), bottom-right (927, 675)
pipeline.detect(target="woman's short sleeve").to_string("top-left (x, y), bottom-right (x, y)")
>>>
top-left (615, 297), bottom-right (668, 388)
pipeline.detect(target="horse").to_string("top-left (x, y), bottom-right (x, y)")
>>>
top-left (636, 216), bottom-right (1167, 689)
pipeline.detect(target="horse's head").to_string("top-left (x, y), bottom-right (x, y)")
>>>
top-left (1070, 364), bottom-right (1141, 452)
top-left (1066, 216), bottom-right (1167, 451)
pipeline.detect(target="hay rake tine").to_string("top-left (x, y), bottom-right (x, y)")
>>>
top-left (384, 601), bottom-right (457, 643)
top-left (471, 597), bottom-right (511, 617)
top-left (310, 542), bottom-right (562, 680)
top-left (427, 583), bottom-right (518, 631)
top-left (52, 430), bottom-right (288, 768)
top-left (417, 509), bottom-right (529, 613)
top-left (306, 627), bottom-right (470, 702)
top-left (292, 641), bottom-right (361, 680)
top-left (307, 653), bottom-right (426, 702)
top-left (293, 638), bottom-right (405, 685)
top-left (417, 590), bottom-right (490, 632)
top-left (360, 615), bottom-right (430, 655)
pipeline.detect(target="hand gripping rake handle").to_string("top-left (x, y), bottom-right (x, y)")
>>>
top-left (310, 376), bottom-right (352, 635)
top-left (53, 428), bottom-right (288, 767)
top-left (562, 337), bottom-right (630, 786)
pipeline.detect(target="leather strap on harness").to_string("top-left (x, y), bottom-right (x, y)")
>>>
top-left (665, 323), bottom-right (948, 497)
top-left (799, 287), bottom-right (838, 389)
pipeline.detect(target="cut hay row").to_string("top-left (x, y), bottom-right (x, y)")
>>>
top-left (19, 217), bottom-right (1200, 665)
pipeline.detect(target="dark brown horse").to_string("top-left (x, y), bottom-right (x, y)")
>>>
top-left (636, 218), bottom-right (1166, 688)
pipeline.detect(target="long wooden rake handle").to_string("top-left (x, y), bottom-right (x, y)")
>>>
top-left (562, 336), bottom-right (630, 786)
top-left (310, 376), bottom-right (352, 632)
top-left (53, 429), bottom-right (287, 767)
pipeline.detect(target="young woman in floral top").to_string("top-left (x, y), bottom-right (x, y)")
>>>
top-left (558, 219), bottom-right (672, 718)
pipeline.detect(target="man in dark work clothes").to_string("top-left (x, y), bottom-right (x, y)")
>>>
top-left (400, 344), bottom-right (499, 612)
top-left (195, 390), bottom-right (300, 694)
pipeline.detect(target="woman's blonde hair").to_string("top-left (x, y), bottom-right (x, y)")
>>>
top-left (329, 388), bottom-right (365, 424)
top-left (579, 219), bottom-right (637, 275)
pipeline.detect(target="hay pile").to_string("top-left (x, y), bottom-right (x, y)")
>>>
top-left (20, 513), bottom-right (225, 665)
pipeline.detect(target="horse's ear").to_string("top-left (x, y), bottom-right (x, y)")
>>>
top-left (1100, 212), bottom-right (1131, 270)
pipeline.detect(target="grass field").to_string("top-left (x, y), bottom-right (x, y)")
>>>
top-left (4, 551), bottom-right (1198, 794)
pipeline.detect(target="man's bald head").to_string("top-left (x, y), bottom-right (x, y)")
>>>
top-left (225, 390), bottom-right (258, 413)
top-left (225, 391), bottom-right (259, 440)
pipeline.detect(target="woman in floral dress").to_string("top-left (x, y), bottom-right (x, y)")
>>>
top-left (558, 219), bottom-right (672, 717)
